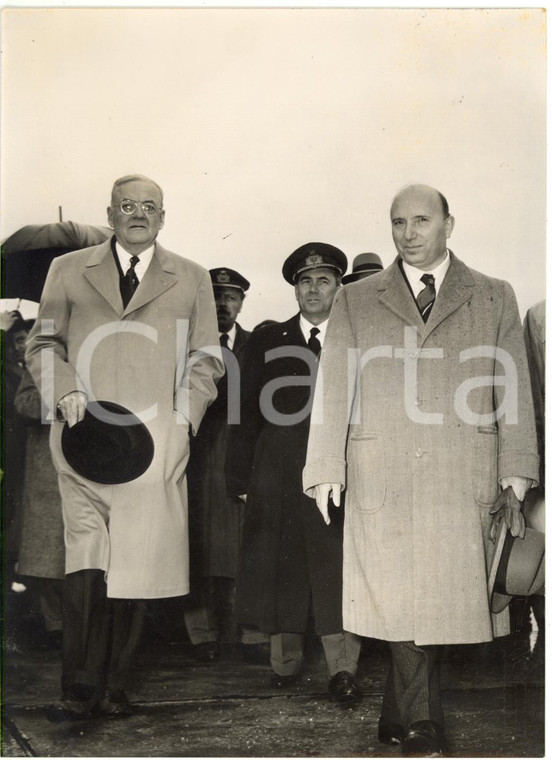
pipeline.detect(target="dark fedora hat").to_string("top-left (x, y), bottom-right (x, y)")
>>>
top-left (487, 518), bottom-right (545, 614)
top-left (61, 400), bottom-right (154, 485)
top-left (342, 253), bottom-right (383, 284)
top-left (282, 242), bottom-right (348, 285)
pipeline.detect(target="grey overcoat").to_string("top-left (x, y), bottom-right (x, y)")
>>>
top-left (25, 239), bottom-right (224, 599)
top-left (303, 253), bottom-right (539, 645)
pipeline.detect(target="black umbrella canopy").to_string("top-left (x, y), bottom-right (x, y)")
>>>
top-left (2, 221), bottom-right (112, 303)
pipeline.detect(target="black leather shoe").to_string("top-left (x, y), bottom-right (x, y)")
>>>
top-left (402, 720), bottom-right (446, 757)
top-left (378, 716), bottom-right (406, 744)
top-left (328, 671), bottom-right (363, 705)
top-left (270, 672), bottom-right (302, 688)
top-left (99, 689), bottom-right (134, 718)
top-left (193, 641), bottom-right (220, 663)
top-left (46, 696), bottom-right (100, 723)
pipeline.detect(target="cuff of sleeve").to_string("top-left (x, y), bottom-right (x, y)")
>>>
top-left (302, 458), bottom-right (346, 499)
top-left (498, 451), bottom-right (540, 486)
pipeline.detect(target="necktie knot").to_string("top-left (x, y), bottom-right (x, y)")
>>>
top-left (220, 333), bottom-right (229, 349)
top-left (308, 326), bottom-right (322, 357)
top-left (121, 255), bottom-right (140, 307)
top-left (417, 273), bottom-right (436, 322)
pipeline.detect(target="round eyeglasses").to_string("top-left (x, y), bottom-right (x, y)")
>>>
top-left (116, 200), bottom-right (161, 216)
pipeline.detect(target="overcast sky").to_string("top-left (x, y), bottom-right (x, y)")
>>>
top-left (1, 6), bottom-right (546, 328)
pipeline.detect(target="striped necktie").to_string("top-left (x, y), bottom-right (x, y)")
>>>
top-left (417, 274), bottom-right (436, 322)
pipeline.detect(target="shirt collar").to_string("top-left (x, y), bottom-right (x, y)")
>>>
top-left (115, 241), bottom-right (155, 279)
top-left (299, 314), bottom-right (329, 346)
top-left (220, 323), bottom-right (237, 350)
top-left (401, 249), bottom-right (451, 297)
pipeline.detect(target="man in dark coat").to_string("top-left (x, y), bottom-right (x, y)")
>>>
top-left (226, 243), bottom-right (362, 704)
top-left (185, 268), bottom-right (269, 663)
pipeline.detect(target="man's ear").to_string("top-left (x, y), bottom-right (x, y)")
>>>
top-left (107, 206), bottom-right (114, 229)
top-left (445, 215), bottom-right (455, 239)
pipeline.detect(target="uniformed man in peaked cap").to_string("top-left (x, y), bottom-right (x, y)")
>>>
top-left (226, 243), bottom-right (362, 704)
top-left (185, 267), bottom-right (270, 662)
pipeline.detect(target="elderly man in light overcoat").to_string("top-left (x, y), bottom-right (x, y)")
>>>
top-left (303, 184), bottom-right (539, 756)
top-left (26, 174), bottom-right (223, 721)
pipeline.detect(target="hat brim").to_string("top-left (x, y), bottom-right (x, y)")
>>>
top-left (342, 269), bottom-right (382, 285)
top-left (488, 519), bottom-right (511, 613)
top-left (61, 400), bottom-right (154, 485)
top-left (488, 518), bottom-right (545, 614)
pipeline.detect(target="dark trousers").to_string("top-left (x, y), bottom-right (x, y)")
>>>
top-left (62, 569), bottom-right (146, 696)
top-left (382, 641), bottom-right (443, 728)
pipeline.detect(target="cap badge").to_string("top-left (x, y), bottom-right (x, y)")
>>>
top-left (305, 253), bottom-right (323, 267)
top-left (216, 270), bottom-right (230, 283)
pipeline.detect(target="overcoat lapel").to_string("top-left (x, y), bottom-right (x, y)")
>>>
top-left (124, 243), bottom-right (178, 316)
top-left (421, 251), bottom-right (475, 341)
top-left (286, 313), bottom-right (308, 348)
top-left (83, 240), bottom-right (124, 316)
top-left (377, 259), bottom-right (424, 331)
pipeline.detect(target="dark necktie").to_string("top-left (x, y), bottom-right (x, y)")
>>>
top-left (417, 274), bottom-right (436, 322)
top-left (308, 326), bottom-right (321, 357)
top-left (121, 255), bottom-right (140, 308)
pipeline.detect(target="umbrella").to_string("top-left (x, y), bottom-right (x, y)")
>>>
top-left (2, 221), bottom-right (112, 303)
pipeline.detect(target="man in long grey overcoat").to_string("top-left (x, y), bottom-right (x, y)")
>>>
top-left (303, 184), bottom-right (539, 756)
top-left (26, 174), bottom-right (223, 721)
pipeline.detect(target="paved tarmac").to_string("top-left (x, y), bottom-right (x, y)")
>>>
top-left (1, 595), bottom-right (545, 758)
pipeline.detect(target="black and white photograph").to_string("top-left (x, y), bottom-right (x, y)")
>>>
top-left (1, 5), bottom-right (546, 757)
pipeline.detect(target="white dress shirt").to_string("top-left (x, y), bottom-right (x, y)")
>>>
top-left (219, 323), bottom-right (237, 351)
top-left (402, 249), bottom-right (451, 298)
top-left (115, 242), bottom-right (154, 283)
top-left (299, 315), bottom-right (329, 347)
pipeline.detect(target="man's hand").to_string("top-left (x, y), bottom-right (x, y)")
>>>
top-left (0, 310), bottom-right (20, 333)
top-left (313, 483), bottom-right (341, 525)
top-left (57, 391), bottom-right (88, 428)
top-left (489, 485), bottom-right (526, 541)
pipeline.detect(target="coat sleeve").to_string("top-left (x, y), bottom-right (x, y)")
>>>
top-left (225, 328), bottom-right (266, 495)
top-left (175, 268), bottom-right (224, 436)
top-left (523, 301), bottom-right (545, 481)
top-left (25, 257), bottom-right (85, 416)
top-left (14, 368), bottom-right (44, 422)
top-left (495, 281), bottom-right (540, 484)
top-left (303, 287), bottom-right (358, 497)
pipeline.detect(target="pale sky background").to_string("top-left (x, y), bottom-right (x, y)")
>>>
top-left (1, 6), bottom-right (546, 329)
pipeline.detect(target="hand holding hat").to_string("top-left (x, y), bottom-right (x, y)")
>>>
top-left (489, 486), bottom-right (526, 542)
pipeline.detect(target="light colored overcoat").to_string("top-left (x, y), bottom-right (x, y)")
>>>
top-left (303, 253), bottom-right (539, 646)
top-left (25, 239), bottom-right (224, 599)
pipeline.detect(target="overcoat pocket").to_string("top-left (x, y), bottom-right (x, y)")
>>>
top-left (346, 431), bottom-right (386, 513)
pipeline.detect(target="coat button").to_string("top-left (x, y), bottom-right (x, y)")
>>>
top-left (415, 448), bottom-right (424, 458)
top-left (415, 397), bottom-right (422, 406)
top-left (409, 350), bottom-right (418, 359)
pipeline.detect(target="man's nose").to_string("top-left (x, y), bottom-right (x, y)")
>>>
top-left (404, 221), bottom-right (416, 240)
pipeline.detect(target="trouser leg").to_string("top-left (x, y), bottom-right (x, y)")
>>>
top-left (183, 577), bottom-right (218, 644)
top-left (270, 633), bottom-right (304, 676)
top-left (321, 631), bottom-right (361, 678)
top-left (106, 598), bottom-right (147, 692)
top-left (62, 569), bottom-right (110, 696)
top-left (381, 655), bottom-right (402, 725)
top-left (37, 578), bottom-right (64, 632)
top-left (388, 641), bottom-right (443, 727)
